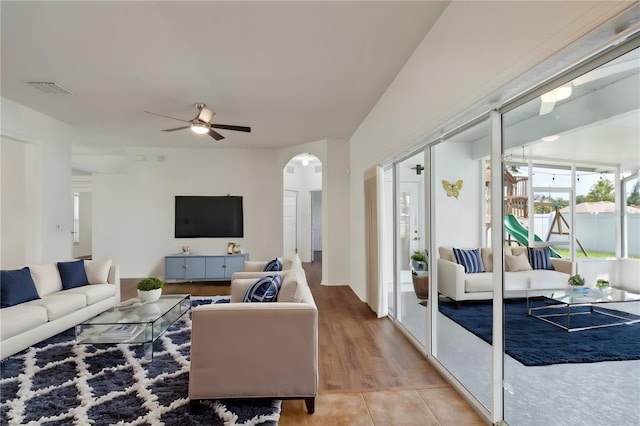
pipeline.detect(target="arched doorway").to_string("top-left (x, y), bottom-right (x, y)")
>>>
top-left (283, 153), bottom-right (323, 269)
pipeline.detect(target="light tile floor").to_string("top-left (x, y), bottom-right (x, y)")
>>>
top-left (279, 386), bottom-right (486, 425)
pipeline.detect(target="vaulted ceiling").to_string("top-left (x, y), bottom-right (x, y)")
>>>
top-left (1, 1), bottom-right (448, 153)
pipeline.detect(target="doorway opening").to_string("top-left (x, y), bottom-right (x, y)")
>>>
top-left (283, 154), bottom-right (323, 275)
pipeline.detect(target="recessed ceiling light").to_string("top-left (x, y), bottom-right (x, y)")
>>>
top-left (542, 135), bottom-right (560, 142)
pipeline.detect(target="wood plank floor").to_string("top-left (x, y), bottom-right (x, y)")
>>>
top-left (121, 257), bottom-right (485, 424)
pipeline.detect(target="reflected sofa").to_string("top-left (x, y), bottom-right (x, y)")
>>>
top-left (437, 246), bottom-right (573, 302)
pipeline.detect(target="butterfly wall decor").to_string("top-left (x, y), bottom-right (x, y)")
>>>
top-left (442, 180), bottom-right (463, 199)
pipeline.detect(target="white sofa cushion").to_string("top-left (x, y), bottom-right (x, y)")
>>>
top-left (282, 254), bottom-right (302, 271)
top-left (278, 269), bottom-right (307, 303)
top-left (26, 293), bottom-right (87, 321)
top-left (465, 272), bottom-right (494, 293)
top-left (505, 253), bottom-right (532, 272)
top-left (62, 284), bottom-right (116, 305)
top-left (84, 259), bottom-right (113, 284)
top-left (0, 305), bottom-right (48, 340)
top-left (28, 263), bottom-right (63, 297)
top-left (529, 270), bottom-right (573, 289)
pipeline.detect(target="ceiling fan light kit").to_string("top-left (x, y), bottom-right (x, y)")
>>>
top-left (190, 123), bottom-right (209, 134)
top-left (145, 103), bottom-right (251, 141)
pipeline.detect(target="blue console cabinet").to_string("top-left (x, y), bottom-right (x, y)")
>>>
top-left (165, 253), bottom-right (248, 281)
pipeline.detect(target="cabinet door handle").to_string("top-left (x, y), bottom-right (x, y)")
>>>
top-left (182, 265), bottom-right (187, 269)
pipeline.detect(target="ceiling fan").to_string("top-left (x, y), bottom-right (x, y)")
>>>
top-left (144, 103), bottom-right (251, 140)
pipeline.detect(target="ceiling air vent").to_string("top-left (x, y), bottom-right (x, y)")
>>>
top-left (27, 81), bottom-right (73, 95)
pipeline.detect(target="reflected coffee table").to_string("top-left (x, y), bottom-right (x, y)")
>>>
top-left (75, 294), bottom-right (191, 359)
top-left (528, 288), bottom-right (640, 332)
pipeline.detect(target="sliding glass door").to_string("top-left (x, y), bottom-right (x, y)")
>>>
top-left (383, 152), bottom-right (427, 346)
top-left (501, 44), bottom-right (640, 426)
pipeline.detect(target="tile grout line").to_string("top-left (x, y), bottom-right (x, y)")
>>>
top-left (359, 392), bottom-right (378, 426)
top-left (415, 389), bottom-right (443, 426)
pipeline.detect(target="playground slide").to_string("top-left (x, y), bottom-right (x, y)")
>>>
top-left (504, 214), bottom-right (561, 258)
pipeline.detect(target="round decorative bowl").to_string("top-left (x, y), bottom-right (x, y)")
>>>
top-left (137, 288), bottom-right (162, 303)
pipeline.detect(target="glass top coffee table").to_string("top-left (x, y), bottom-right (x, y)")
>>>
top-left (528, 288), bottom-right (640, 332)
top-left (75, 294), bottom-right (191, 359)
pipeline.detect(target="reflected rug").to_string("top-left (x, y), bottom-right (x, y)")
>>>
top-left (0, 297), bottom-right (280, 425)
top-left (439, 298), bottom-right (640, 366)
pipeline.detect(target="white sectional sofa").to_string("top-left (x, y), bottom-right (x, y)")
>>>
top-left (1, 259), bottom-right (120, 359)
top-left (615, 258), bottom-right (640, 293)
top-left (437, 246), bottom-right (574, 302)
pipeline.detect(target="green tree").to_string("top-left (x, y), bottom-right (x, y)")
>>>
top-left (575, 195), bottom-right (587, 204)
top-left (586, 178), bottom-right (615, 202)
top-left (628, 182), bottom-right (640, 206)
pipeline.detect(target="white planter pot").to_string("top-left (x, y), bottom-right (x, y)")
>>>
top-left (137, 288), bottom-right (162, 303)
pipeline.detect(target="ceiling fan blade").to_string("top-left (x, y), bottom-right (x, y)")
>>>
top-left (145, 110), bottom-right (190, 123)
top-left (208, 129), bottom-right (225, 140)
top-left (162, 126), bottom-right (190, 132)
top-left (198, 106), bottom-right (216, 123)
top-left (210, 124), bottom-right (251, 132)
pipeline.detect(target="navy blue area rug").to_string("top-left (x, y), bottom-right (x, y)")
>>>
top-left (0, 297), bottom-right (280, 425)
top-left (439, 298), bottom-right (640, 366)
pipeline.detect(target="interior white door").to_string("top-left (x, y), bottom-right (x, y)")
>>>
top-left (283, 190), bottom-right (298, 257)
top-left (311, 190), bottom-right (322, 257)
top-left (399, 181), bottom-right (422, 272)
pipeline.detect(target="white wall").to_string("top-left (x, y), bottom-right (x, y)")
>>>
top-left (348, 1), bottom-right (629, 301)
top-left (433, 141), bottom-right (484, 249)
top-left (92, 147), bottom-right (281, 278)
top-left (1, 138), bottom-right (28, 268)
top-left (0, 97), bottom-right (73, 265)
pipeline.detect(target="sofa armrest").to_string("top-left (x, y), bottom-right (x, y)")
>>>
top-left (242, 260), bottom-right (268, 272)
top-left (189, 302), bottom-right (318, 400)
top-left (108, 264), bottom-right (121, 302)
top-left (230, 270), bottom-right (290, 282)
top-left (437, 258), bottom-right (466, 301)
top-left (550, 259), bottom-right (573, 275)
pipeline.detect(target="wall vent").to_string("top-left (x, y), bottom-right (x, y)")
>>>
top-left (314, 165), bottom-right (322, 173)
top-left (27, 81), bottom-right (73, 94)
top-left (286, 166), bottom-right (295, 174)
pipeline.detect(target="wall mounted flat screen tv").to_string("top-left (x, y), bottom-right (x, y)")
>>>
top-left (175, 196), bottom-right (244, 238)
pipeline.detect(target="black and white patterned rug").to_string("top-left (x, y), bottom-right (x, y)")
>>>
top-left (0, 297), bottom-right (280, 425)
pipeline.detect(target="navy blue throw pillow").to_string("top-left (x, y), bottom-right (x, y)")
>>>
top-left (243, 275), bottom-right (282, 303)
top-left (57, 260), bottom-right (89, 289)
top-left (263, 258), bottom-right (282, 272)
top-left (528, 247), bottom-right (555, 270)
top-left (1, 267), bottom-right (40, 308)
top-left (453, 248), bottom-right (485, 274)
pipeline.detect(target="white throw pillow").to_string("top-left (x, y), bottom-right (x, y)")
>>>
top-left (505, 253), bottom-right (532, 272)
top-left (84, 259), bottom-right (112, 284)
top-left (28, 264), bottom-right (63, 296)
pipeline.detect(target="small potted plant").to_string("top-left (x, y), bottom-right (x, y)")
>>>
top-left (567, 274), bottom-right (585, 286)
top-left (595, 278), bottom-right (610, 296)
top-left (411, 249), bottom-right (429, 299)
top-left (410, 249), bottom-right (428, 273)
top-left (567, 274), bottom-right (585, 296)
top-left (136, 277), bottom-right (164, 303)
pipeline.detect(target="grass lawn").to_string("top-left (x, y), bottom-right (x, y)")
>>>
top-left (554, 248), bottom-right (615, 259)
